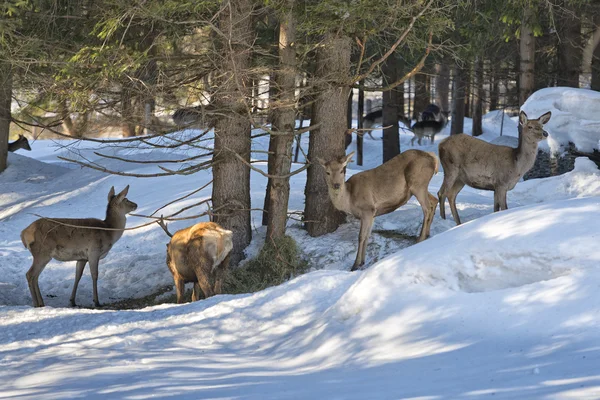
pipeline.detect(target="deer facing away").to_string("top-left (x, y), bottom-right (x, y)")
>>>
top-left (158, 220), bottom-right (232, 303)
top-left (8, 135), bottom-right (31, 152)
top-left (318, 149), bottom-right (438, 271)
top-left (20, 186), bottom-right (137, 307)
top-left (438, 110), bottom-right (551, 225)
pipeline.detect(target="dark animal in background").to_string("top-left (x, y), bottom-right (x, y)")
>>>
top-left (158, 220), bottom-right (232, 303)
top-left (411, 104), bottom-right (449, 146)
top-left (438, 111), bottom-right (551, 225)
top-left (362, 109), bottom-right (411, 139)
top-left (172, 103), bottom-right (216, 128)
top-left (8, 135), bottom-right (32, 152)
top-left (20, 186), bottom-right (137, 307)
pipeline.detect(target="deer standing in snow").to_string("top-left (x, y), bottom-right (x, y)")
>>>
top-left (438, 110), bottom-right (551, 225)
top-left (158, 219), bottom-right (232, 303)
top-left (20, 186), bottom-right (137, 307)
top-left (8, 135), bottom-right (31, 152)
top-left (317, 150), bottom-right (438, 271)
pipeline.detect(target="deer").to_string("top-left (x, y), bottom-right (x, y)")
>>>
top-left (20, 186), bottom-right (137, 307)
top-left (438, 110), bottom-right (551, 225)
top-left (8, 135), bottom-right (31, 152)
top-left (410, 104), bottom-right (449, 146)
top-left (157, 219), bottom-right (233, 303)
top-left (317, 149), bottom-right (439, 271)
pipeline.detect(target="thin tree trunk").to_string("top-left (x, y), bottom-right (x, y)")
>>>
top-left (304, 33), bottom-right (350, 237)
top-left (464, 68), bottom-right (472, 118)
top-left (412, 71), bottom-right (429, 119)
top-left (0, 64), bottom-right (11, 173)
top-left (211, 0), bottom-right (253, 265)
top-left (265, 3), bottom-right (297, 241)
top-left (451, 65), bottom-right (466, 135)
top-left (583, 18), bottom-right (600, 88)
top-left (121, 86), bottom-right (137, 137)
top-left (556, 3), bottom-right (581, 87)
top-left (593, 33), bottom-right (600, 90)
top-left (345, 89), bottom-right (353, 149)
top-left (382, 54), bottom-right (400, 162)
top-left (435, 62), bottom-right (450, 111)
top-left (489, 62), bottom-right (499, 111)
top-left (472, 57), bottom-right (484, 136)
top-left (357, 83), bottom-right (364, 166)
top-left (520, 7), bottom-right (536, 105)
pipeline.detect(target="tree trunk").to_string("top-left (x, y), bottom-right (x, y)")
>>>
top-left (304, 33), bottom-right (350, 237)
top-left (382, 54), bottom-right (400, 162)
top-left (211, 0), bottom-right (253, 265)
top-left (357, 83), bottom-right (364, 166)
top-left (345, 89), bottom-right (353, 149)
top-left (412, 71), bottom-right (429, 119)
top-left (472, 57), bottom-right (484, 136)
top-left (0, 64), bottom-right (11, 173)
top-left (395, 58), bottom-right (405, 117)
top-left (489, 63), bottom-right (499, 111)
top-left (556, 3), bottom-right (581, 87)
top-left (588, 16), bottom-right (600, 90)
top-left (121, 86), bottom-right (137, 137)
top-left (435, 62), bottom-right (450, 111)
top-left (519, 7), bottom-right (536, 106)
top-left (464, 68), bottom-right (471, 118)
top-left (265, 3), bottom-right (297, 241)
top-left (451, 65), bottom-right (466, 135)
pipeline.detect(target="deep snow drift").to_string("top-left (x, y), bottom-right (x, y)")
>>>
top-left (1, 105), bottom-right (600, 398)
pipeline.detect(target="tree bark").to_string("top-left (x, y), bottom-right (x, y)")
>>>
top-left (519, 7), bottom-right (536, 106)
top-left (589, 16), bottom-right (600, 90)
top-left (265, 3), bottom-right (297, 241)
top-left (382, 54), bottom-right (400, 162)
top-left (357, 83), bottom-right (364, 166)
top-left (345, 89), bottom-right (353, 149)
top-left (451, 65), bottom-right (466, 135)
top-left (593, 35), bottom-right (600, 91)
top-left (435, 62), bottom-right (450, 111)
top-left (211, 0), bottom-right (254, 265)
top-left (489, 62), bottom-right (499, 111)
top-left (471, 57), bottom-right (484, 136)
top-left (412, 71), bottom-right (429, 119)
top-left (556, 3), bottom-right (581, 87)
top-left (304, 33), bottom-right (350, 237)
top-left (0, 64), bottom-right (11, 173)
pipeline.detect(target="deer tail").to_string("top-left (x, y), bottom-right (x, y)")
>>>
top-left (21, 225), bottom-right (35, 250)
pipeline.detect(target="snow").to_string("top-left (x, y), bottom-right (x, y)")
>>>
top-left (2, 102), bottom-right (600, 398)
top-left (521, 87), bottom-right (600, 153)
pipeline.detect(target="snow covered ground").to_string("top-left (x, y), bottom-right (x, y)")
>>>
top-left (1, 100), bottom-right (600, 398)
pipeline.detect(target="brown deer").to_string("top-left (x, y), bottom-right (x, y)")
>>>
top-left (8, 135), bottom-right (31, 152)
top-left (158, 219), bottom-right (232, 303)
top-left (438, 110), bottom-right (551, 225)
top-left (20, 186), bottom-right (137, 307)
top-left (317, 150), bottom-right (439, 271)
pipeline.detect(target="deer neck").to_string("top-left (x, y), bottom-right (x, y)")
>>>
top-left (105, 207), bottom-right (127, 242)
top-left (327, 181), bottom-right (352, 213)
top-left (514, 134), bottom-right (540, 174)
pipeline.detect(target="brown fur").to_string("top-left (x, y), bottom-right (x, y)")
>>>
top-left (438, 110), bottom-right (551, 225)
top-left (20, 186), bottom-right (137, 307)
top-left (165, 222), bottom-right (233, 303)
top-left (318, 149), bottom-right (439, 271)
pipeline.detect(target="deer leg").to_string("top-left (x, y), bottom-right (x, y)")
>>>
top-left (70, 260), bottom-right (87, 307)
top-left (448, 181), bottom-right (465, 225)
top-left (438, 172), bottom-right (457, 220)
top-left (88, 256), bottom-right (102, 307)
top-left (191, 283), bottom-right (202, 302)
top-left (494, 189), bottom-right (508, 212)
top-left (195, 260), bottom-right (214, 299)
top-left (426, 192), bottom-right (439, 238)
top-left (174, 278), bottom-right (185, 304)
top-left (413, 188), bottom-right (437, 242)
top-left (352, 214), bottom-right (375, 271)
top-left (411, 135), bottom-right (416, 146)
top-left (25, 256), bottom-right (51, 307)
top-left (213, 255), bottom-right (229, 295)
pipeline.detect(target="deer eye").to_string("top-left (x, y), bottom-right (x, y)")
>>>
top-left (326, 172), bottom-right (331, 175)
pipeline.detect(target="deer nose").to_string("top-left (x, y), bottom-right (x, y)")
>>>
top-left (333, 183), bottom-right (341, 190)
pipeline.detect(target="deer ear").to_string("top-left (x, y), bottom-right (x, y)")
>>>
top-left (116, 185), bottom-right (130, 201)
top-left (108, 186), bottom-right (115, 201)
top-left (519, 111), bottom-right (528, 126)
top-left (538, 111), bottom-right (551, 125)
top-left (343, 151), bottom-right (355, 166)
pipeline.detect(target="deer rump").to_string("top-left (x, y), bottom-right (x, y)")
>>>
top-left (166, 222), bottom-right (233, 302)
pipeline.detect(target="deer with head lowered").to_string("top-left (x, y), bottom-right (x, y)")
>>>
top-left (438, 110), bottom-right (551, 225)
top-left (157, 219), bottom-right (232, 303)
top-left (8, 135), bottom-right (31, 152)
top-left (20, 186), bottom-right (137, 307)
top-left (317, 149), bottom-right (439, 271)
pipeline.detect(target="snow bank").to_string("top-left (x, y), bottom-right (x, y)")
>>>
top-left (521, 87), bottom-right (600, 153)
